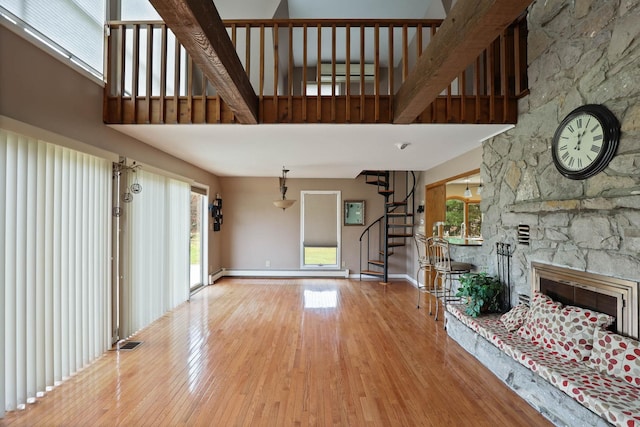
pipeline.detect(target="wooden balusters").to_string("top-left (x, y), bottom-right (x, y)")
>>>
top-left (104, 18), bottom-right (526, 125)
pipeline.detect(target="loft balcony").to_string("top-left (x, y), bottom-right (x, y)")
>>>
top-left (104, 17), bottom-right (527, 125)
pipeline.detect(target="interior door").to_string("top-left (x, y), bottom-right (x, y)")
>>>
top-left (425, 183), bottom-right (446, 237)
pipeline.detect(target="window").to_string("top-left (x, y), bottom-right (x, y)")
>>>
top-left (0, 0), bottom-right (106, 78)
top-left (301, 191), bottom-right (341, 268)
top-left (445, 198), bottom-right (482, 239)
top-left (305, 83), bottom-right (341, 96)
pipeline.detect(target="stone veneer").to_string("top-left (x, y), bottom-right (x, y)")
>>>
top-left (480, 0), bottom-right (640, 304)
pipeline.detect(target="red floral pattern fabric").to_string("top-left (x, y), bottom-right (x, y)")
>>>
top-left (548, 305), bottom-right (614, 362)
top-left (447, 304), bottom-right (640, 427)
top-left (589, 329), bottom-right (640, 388)
top-left (517, 291), bottom-right (562, 348)
top-left (500, 304), bottom-right (529, 332)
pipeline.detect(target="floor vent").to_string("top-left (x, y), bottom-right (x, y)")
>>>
top-left (117, 341), bottom-right (143, 351)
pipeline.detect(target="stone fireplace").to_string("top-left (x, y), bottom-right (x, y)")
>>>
top-left (531, 262), bottom-right (639, 339)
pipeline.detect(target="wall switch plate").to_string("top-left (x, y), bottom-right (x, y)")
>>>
top-left (265, 260), bottom-right (270, 267)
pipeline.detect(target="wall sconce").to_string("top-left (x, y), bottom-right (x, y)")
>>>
top-left (273, 167), bottom-right (296, 210)
top-left (210, 194), bottom-right (223, 231)
top-left (417, 199), bottom-right (425, 213)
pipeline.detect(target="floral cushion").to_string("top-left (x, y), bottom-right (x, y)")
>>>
top-left (517, 291), bottom-right (563, 348)
top-left (589, 329), bottom-right (640, 387)
top-left (447, 303), bottom-right (640, 427)
top-left (546, 305), bottom-right (614, 362)
top-left (500, 304), bottom-right (529, 332)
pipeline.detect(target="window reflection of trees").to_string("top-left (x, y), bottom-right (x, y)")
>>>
top-left (445, 198), bottom-right (482, 238)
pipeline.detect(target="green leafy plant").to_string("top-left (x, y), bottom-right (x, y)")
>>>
top-left (455, 272), bottom-right (503, 317)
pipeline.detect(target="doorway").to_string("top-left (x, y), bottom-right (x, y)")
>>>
top-left (190, 188), bottom-right (207, 290)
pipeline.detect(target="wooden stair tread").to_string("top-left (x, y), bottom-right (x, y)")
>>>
top-left (388, 242), bottom-right (407, 248)
top-left (388, 233), bottom-right (413, 238)
top-left (387, 212), bottom-right (413, 217)
top-left (386, 201), bottom-right (407, 206)
top-left (378, 190), bottom-right (394, 195)
top-left (361, 270), bottom-right (384, 276)
top-left (368, 260), bottom-right (384, 266)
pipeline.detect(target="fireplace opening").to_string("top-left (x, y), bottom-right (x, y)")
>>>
top-left (531, 262), bottom-right (639, 339)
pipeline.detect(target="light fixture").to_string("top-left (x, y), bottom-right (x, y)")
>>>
top-left (464, 179), bottom-right (472, 198)
top-left (477, 183), bottom-right (483, 195)
top-left (112, 159), bottom-right (142, 214)
top-left (273, 167), bottom-right (297, 210)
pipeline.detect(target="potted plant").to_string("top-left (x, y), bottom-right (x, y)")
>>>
top-left (455, 272), bottom-right (503, 317)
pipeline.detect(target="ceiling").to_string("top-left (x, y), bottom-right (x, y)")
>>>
top-left (112, 123), bottom-right (511, 178)
top-left (112, 0), bottom-right (511, 179)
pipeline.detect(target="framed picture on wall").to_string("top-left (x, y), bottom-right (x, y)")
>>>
top-left (344, 200), bottom-right (365, 226)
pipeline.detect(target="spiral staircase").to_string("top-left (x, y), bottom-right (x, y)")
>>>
top-left (359, 171), bottom-right (417, 284)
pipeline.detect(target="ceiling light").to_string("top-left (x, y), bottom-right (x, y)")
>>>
top-left (273, 167), bottom-right (297, 210)
top-left (395, 142), bottom-right (410, 150)
top-left (464, 179), bottom-right (472, 198)
top-left (477, 183), bottom-right (483, 195)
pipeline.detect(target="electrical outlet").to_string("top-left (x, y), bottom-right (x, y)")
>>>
top-left (266, 260), bottom-right (270, 267)
top-left (341, 261), bottom-right (346, 268)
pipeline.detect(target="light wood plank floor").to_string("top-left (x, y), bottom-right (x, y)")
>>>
top-left (2, 278), bottom-right (551, 426)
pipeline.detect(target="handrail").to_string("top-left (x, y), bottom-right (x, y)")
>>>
top-left (104, 18), bottom-right (527, 124)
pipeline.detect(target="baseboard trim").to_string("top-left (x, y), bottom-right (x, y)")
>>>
top-left (212, 270), bottom-right (415, 283)
top-left (222, 269), bottom-right (350, 279)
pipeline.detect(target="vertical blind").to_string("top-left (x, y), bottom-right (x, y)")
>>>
top-left (0, 0), bottom-right (106, 76)
top-left (120, 169), bottom-right (190, 339)
top-left (0, 129), bottom-right (111, 417)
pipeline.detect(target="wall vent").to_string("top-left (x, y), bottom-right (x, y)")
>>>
top-left (517, 224), bottom-right (530, 245)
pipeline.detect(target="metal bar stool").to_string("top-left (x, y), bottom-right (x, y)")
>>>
top-left (414, 234), bottom-right (434, 309)
top-left (431, 237), bottom-right (473, 327)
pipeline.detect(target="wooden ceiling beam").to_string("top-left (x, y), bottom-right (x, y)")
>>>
top-left (393, 0), bottom-right (532, 124)
top-left (149, 0), bottom-right (258, 124)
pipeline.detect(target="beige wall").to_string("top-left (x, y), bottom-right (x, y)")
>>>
top-left (0, 25), bottom-right (223, 272)
top-left (219, 175), bottom-right (410, 273)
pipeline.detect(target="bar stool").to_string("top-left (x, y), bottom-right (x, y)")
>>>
top-left (414, 234), bottom-right (434, 309)
top-left (431, 237), bottom-right (473, 327)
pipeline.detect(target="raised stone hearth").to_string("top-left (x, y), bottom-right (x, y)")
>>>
top-left (445, 312), bottom-right (610, 427)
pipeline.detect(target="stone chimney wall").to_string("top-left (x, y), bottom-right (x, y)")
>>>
top-left (481, 0), bottom-right (640, 304)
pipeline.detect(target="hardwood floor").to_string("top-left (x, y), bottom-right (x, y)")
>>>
top-left (1, 279), bottom-right (551, 426)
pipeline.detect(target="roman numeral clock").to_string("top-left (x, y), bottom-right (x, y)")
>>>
top-left (552, 104), bottom-right (621, 180)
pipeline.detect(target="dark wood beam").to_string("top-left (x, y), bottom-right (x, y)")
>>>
top-left (149, 0), bottom-right (258, 124)
top-left (393, 0), bottom-right (532, 124)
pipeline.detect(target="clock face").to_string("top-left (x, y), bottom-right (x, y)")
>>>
top-left (551, 105), bottom-right (620, 180)
top-left (554, 113), bottom-right (604, 171)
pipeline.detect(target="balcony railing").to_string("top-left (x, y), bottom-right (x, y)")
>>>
top-left (104, 18), bottom-right (527, 124)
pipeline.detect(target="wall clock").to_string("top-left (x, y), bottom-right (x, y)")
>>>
top-left (551, 104), bottom-right (620, 180)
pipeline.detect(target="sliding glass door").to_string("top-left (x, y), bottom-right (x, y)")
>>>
top-left (190, 189), bottom-right (207, 290)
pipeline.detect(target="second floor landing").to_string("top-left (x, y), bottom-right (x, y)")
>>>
top-left (104, 1), bottom-right (531, 125)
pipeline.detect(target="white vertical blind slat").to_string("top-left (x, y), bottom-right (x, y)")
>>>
top-left (0, 131), bottom-right (6, 418)
top-left (1, 129), bottom-right (110, 415)
top-left (15, 136), bottom-right (27, 408)
top-left (5, 135), bottom-right (18, 410)
top-left (26, 140), bottom-right (37, 402)
top-left (35, 142), bottom-right (46, 396)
